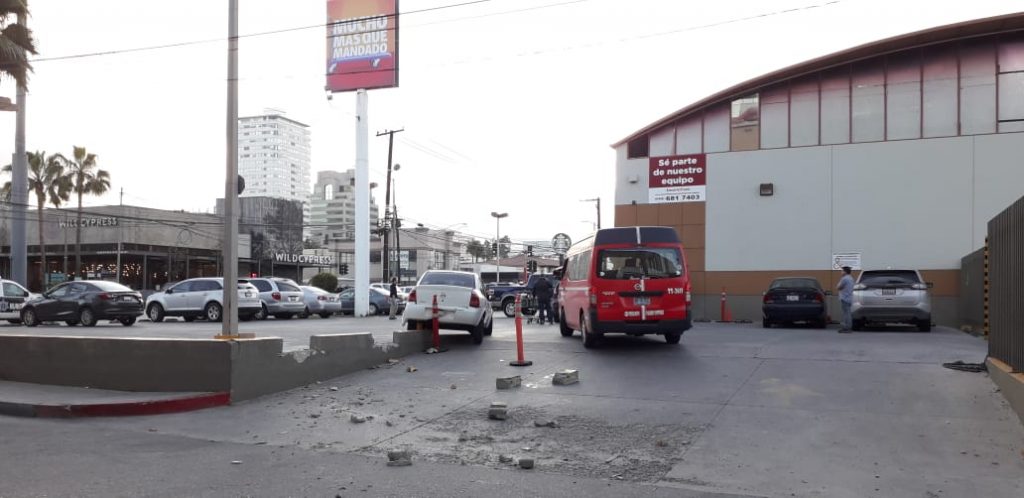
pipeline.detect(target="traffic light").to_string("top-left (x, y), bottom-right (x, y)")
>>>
top-left (528, 260), bottom-right (537, 272)
top-left (527, 245), bottom-right (533, 256)
top-left (491, 242), bottom-right (498, 254)
top-left (340, 263), bottom-right (349, 275)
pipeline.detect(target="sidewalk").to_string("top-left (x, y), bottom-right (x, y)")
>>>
top-left (0, 380), bottom-right (229, 418)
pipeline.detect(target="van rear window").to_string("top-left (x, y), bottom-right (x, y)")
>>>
top-left (597, 249), bottom-right (684, 280)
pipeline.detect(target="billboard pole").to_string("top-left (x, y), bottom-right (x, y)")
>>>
top-left (354, 89), bottom-right (369, 317)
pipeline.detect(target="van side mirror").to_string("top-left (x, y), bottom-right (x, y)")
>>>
top-left (552, 266), bottom-right (564, 279)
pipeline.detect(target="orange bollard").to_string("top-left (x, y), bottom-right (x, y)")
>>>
top-left (510, 293), bottom-right (532, 366)
top-left (432, 294), bottom-right (441, 350)
top-left (720, 287), bottom-right (733, 322)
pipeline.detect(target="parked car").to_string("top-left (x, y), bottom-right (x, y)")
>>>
top-left (852, 269), bottom-right (933, 331)
top-left (762, 277), bottom-right (829, 328)
top-left (0, 279), bottom-right (37, 324)
top-left (488, 274), bottom-right (560, 317)
top-left (338, 287), bottom-right (402, 315)
top-left (299, 285), bottom-right (342, 318)
top-left (402, 270), bottom-right (493, 344)
top-left (145, 277), bottom-right (261, 322)
top-left (21, 280), bottom-right (143, 327)
top-left (248, 277), bottom-right (305, 320)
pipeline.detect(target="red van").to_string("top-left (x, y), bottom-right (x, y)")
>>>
top-left (555, 226), bottom-right (691, 347)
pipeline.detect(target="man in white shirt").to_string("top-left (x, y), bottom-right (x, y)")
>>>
top-left (837, 266), bottom-right (855, 332)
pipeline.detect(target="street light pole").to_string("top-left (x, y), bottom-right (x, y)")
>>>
top-left (490, 212), bottom-right (507, 284)
top-left (219, 0), bottom-right (240, 337)
top-left (581, 197), bottom-right (601, 230)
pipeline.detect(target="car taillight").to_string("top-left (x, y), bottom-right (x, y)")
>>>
top-left (911, 283), bottom-right (927, 290)
top-left (98, 293), bottom-right (110, 300)
top-left (588, 287), bottom-right (597, 306)
top-left (317, 295), bottom-right (327, 301)
top-left (814, 293), bottom-right (824, 302)
top-left (272, 291), bottom-right (281, 300)
top-left (763, 293), bottom-right (773, 304)
top-left (470, 292), bottom-right (480, 308)
top-left (409, 289), bottom-right (417, 303)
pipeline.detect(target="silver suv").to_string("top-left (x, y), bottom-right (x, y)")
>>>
top-left (851, 269), bottom-right (933, 332)
top-left (248, 277), bottom-right (305, 320)
top-left (145, 278), bottom-right (261, 322)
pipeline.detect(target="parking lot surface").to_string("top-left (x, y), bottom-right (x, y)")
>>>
top-left (2, 320), bottom-right (1022, 497)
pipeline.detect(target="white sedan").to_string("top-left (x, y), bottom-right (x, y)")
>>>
top-left (402, 270), bottom-right (493, 344)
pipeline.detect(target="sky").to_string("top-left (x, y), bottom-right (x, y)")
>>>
top-left (0, 0), bottom-right (1020, 248)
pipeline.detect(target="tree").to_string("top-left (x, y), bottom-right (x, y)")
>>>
top-left (499, 235), bottom-right (511, 259)
top-left (465, 239), bottom-right (486, 262)
top-left (66, 146), bottom-right (110, 277)
top-left (309, 272), bottom-right (338, 293)
top-left (3, 151), bottom-right (71, 288)
top-left (0, 1), bottom-right (36, 91)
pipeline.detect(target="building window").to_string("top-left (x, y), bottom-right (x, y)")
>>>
top-left (730, 94), bottom-right (759, 151)
top-left (626, 136), bottom-right (649, 159)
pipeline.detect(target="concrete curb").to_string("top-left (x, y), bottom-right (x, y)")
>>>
top-left (987, 357), bottom-right (1024, 427)
top-left (0, 391), bottom-right (230, 418)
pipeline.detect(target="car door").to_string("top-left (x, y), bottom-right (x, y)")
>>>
top-left (33, 283), bottom-right (70, 320)
top-left (187, 280), bottom-right (218, 311)
top-left (164, 281), bottom-right (193, 312)
top-left (339, 289), bottom-right (355, 313)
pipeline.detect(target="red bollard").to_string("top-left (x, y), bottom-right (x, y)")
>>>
top-left (510, 293), bottom-right (532, 366)
top-left (432, 294), bottom-right (441, 350)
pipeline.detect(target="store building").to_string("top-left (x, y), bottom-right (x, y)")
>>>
top-left (612, 14), bottom-right (1024, 325)
top-left (331, 226), bottom-right (465, 285)
top-left (308, 169), bottom-right (379, 242)
top-left (0, 205), bottom-right (250, 291)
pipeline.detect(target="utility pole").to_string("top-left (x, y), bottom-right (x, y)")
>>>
top-left (219, 0), bottom-right (241, 337)
top-left (581, 197), bottom-right (601, 230)
top-left (116, 187), bottom-right (123, 283)
top-left (376, 128), bottom-right (403, 282)
top-left (393, 180), bottom-right (401, 283)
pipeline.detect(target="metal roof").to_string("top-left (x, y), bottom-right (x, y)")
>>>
top-left (611, 12), bottom-right (1024, 148)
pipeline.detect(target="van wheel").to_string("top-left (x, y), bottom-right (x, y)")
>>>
top-left (581, 312), bottom-right (599, 349)
top-left (665, 331), bottom-right (682, 344)
top-left (559, 309), bottom-right (573, 337)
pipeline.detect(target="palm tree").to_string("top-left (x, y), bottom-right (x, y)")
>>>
top-left (4, 151), bottom-right (71, 287)
top-left (66, 146), bottom-right (110, 278)
top-left (0, 0), bottom-right (36, 90)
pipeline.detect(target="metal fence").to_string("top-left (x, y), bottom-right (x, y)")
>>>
top-left (959, 247), bottom-right (986, 334)
top-left (988, 195), bottom-right (1024, 372)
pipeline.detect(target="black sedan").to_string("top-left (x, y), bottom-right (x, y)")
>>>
top-left (762, 277), bottom-right (829, 328)
top-left (21, 280), bottom-right (144, 327)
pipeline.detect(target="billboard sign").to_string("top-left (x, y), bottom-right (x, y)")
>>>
top-left (649, 154), bottom-right (706, 203)
top-left (326, 0), bottom-right (399, 93)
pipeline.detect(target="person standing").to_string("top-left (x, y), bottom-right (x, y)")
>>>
top-left (388, 277), bottom-right (399, 320)
top-left (533, 276), bottom-right (553, 325)
top-left (837, 266), bottom-right (855, 332)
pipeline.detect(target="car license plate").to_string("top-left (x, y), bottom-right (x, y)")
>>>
top-left (121, 296), bottom-right (136, 302)
top-left (881, 289), bottom-right (897, 295)
top-left (11, 303), bottom-right (20, 310)
top-left (634, 297), bottom-right (650, 306)
top-left (245, 292), bottom-right (252, 297)
top-left (787, 295), bottom-right (799, 302)
top-left (290, 296), bottom-right (299, 302)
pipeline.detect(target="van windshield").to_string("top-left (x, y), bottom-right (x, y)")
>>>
top-left (597, 248), bottom-right (684, 279)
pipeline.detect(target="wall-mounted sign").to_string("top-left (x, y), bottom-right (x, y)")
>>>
top-left (326, 0), bottom-right (399, 93)
top-left (649, 154), bottom-right (706, 204)
top-left (274, 253), bottom-right (336, 265)
top-left (832, 252), bottom-right (862, 270)
top-left (59, 217), bottom-right (119, 229)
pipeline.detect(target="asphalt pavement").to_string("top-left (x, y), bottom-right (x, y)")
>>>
top-left (1, 320), bottom-right (1022, 497)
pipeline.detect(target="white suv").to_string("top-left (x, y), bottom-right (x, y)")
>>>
top-left (851, 269), bottom-right (933, 332)
top-left (146, 278), bottom-right (261, 322)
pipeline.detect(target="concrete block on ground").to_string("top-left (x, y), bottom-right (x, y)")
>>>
top-left (496, 375), bottom-right (521, 390)
top-left (488, 401), bottom-right (508, 420)
top-left (552, 369), bottom-right (579, 385)
top-left (386, 449), bottom-right (412, 467)
top-left (518, 458), bottom-right (535, 469)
